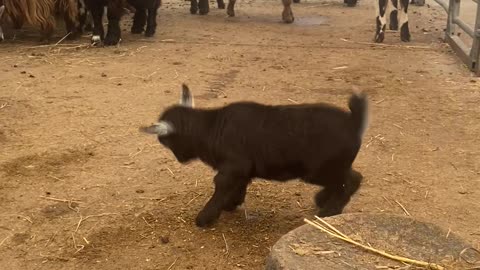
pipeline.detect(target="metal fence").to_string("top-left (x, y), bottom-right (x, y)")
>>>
top-left (433, 0), bottom-right (480, 75)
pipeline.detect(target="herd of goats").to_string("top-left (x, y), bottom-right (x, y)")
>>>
top-left (0, 0), bottom-right (418, 46)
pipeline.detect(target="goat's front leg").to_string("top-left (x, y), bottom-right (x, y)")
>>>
top-left (196, 172), bottom-right (237, 227)
top-left (104, 1), bottom-right (124, 46)
top-left (145, 0), bottom-right (160, 37)
top-left (190, 0), bottom-right (198, 14)
top-left (374, 0), bottom-right (389, 43)
top-left (131, 8), bottom-right (147, 34)
top-left (281, 0), bottom-right (294, 23)
top-left (198, 0), bottom-right (209, 15)
top-left (217, 0), bottom-right (225, 9)
top-left (64, 13), bottom-right (81, 40)
top-left (398, 0), bottom-right (410, 41)
top-left (388, 0), bottom-right (398, 30)
top-left (88, 1), bottom-right (105, 44)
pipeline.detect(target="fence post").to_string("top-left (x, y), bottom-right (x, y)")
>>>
top-left (471, 1), bottom-right (480, 74)
top-left (446, 0), bottom-right (460, 38)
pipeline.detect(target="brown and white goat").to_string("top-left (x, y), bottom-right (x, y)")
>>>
top-left (1, 0), bottom-right (80, 41)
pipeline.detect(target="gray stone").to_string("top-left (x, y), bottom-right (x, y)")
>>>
top-left (266, 213), bottom-right (476, 270)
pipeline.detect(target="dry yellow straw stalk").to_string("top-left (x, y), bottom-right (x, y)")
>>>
top-left (304, 216), bottom-right (445, 270)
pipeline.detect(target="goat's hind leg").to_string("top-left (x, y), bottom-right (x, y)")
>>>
top-left (317, 168), bottom-right (363, 217)
top-left (398, 0), bottom-right (410, 41)
top-left (223, 181), bottom-right (249, 212)
top-left (375, 0), bottom-right (389, 43)
top-left (104, 1), bottom-right (124, 46)
top-left (226, 0), bottom-right (236, 17)
top-left (389, 0), bottom-right (398, 30)
top-left (282, 0), bottom-right (294, 23)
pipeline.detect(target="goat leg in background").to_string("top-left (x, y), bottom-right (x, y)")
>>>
top-left (0, 5), bottom-right (4, 41)
top-left (227, 0), bottom-right (236, 17)
top-left (198, 0), bottom-right (209, 15)
top-left (144, 0), bottom-right (160, 37)
top-left (104, 0), bottom-right (124, 46)
top-left (190, 0), bottom-right (198, 14)
top-left (87, 0), bottom-right (105, 44)
top-left (131, 7), bottom-right (146, 34)
top-left (281, 0), bottom-right (294, 23)
top-left (217, 0), bottom-right (225, 9)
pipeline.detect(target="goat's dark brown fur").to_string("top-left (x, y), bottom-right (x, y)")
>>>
top-left (141, 84), bottom-right (368, 227)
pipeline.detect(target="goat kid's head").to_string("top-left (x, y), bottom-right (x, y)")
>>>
top-left (140, 84), bottom-right (197, 163)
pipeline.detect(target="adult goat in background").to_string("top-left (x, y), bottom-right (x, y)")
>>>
top-left (86, 0), bottom-right (161, 46)
top-left (1, 0), bottom-right (80, 42)
top-left (375, 0), bottom-right (410, 42)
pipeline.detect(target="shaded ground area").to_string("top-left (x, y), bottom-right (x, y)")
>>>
top-left (0, 0), bottom-right (479, 269)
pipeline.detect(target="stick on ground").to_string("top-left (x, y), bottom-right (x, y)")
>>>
top-left (75, 213), bottom-right (120, 232)
top-left (222, 233), bottom-right (229, 255)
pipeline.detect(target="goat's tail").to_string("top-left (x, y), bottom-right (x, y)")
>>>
top-left (348, 88), bottom-right (369, 139)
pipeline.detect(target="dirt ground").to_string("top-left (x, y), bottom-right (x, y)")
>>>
top-left (0, 0), bottom-right (479, 269)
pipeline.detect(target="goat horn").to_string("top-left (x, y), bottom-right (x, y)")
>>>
top-left (139, 121), bottom-right (174, 136)
top-left (180, 83), bottom-right (194, 108)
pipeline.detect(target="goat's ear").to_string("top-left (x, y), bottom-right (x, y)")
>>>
top-left (139, 121), bottom-right (174, 136)
top-left (0, 5), bottom-right (5, 17)
top-left (180, 83), bottom-right (194, 108)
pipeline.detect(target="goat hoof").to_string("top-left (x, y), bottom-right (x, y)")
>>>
top-left (199, 7), bottom-right (209, 15)
top-left (104, 34), bottom-right (121, 46)
top-left (293, 0), bottom-right (300, 3)
top-left (195, 212), bottom-right (217, 227)
top-left (190, 7), bottom-right (198, 14)
top-left (400, 24), bottom-right (410, 42)
top-left (218, 3), bottom-right (225, 9)
top-left (345, 0), bottom-right (357, 7)
top-left (131, 27), bottom-right (144, 34)
top-left (91, 35), bottom-right (103, 46)
top-left (317, 208), bottom-right (342, 218)
top-left (104, 39), bottom-right (120, 46)
top-left (374, 32), bottom-right (384, 43)
top-left (145, 30), bottom-right (155, 37)
top-left (282, 10), bottom-right (294, 24)
top-left (401, 35), bottom-right (411, 42)
top-left (227, 9), bottom-right (235, 17)
top-left (314, 190), bottom-right (330, 208)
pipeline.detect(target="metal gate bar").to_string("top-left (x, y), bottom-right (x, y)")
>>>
top-left (433, 0), bottom-right (480, 75)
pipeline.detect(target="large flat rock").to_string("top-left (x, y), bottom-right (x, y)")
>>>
top-left (266, 213), bottom-right (477, 270)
